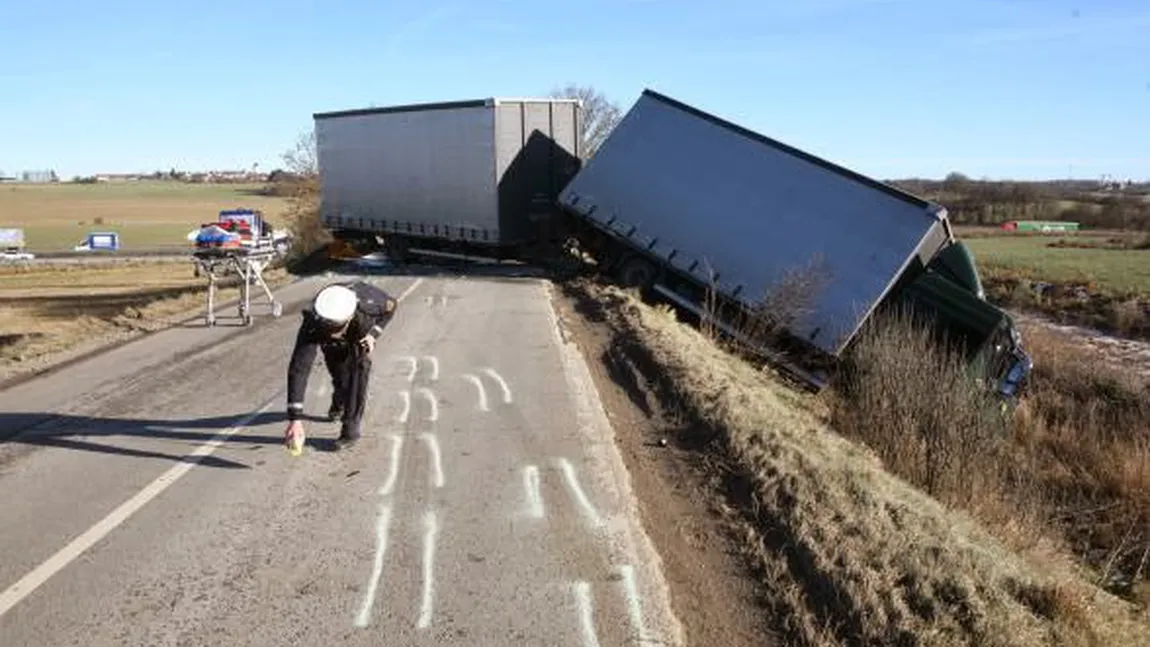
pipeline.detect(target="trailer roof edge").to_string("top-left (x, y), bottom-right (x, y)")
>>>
top-left (639, 88), bottom-right (938, 213)
top-left (314, 97), bottom-right (581, 120)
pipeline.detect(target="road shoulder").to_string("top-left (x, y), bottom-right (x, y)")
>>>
top-left (549, 278), bottom-right (778, 647)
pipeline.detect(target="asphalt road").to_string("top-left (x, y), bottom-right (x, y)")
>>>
top-left (0, 267), bottom-right (684, 646)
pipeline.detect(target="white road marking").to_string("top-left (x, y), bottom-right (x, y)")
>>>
top-left (463, 374), bottom-right (489, 411)
top-left (619, 564), bottom-right (650, 642)
top-left (573, 581), bottom-right (602, 647)
top-left (417, 509), bottom-right (440, 630)
top-left (557, 457), bottom-right (604, 529)
top-left (377, 435), bottom-right (404, 496)
top-left (400, 356), bottom-right (418, 382)
top-left (354, 503), bottom-right (394, 628)
top-left (523, 465), bottom-right (544, 519)
top-left (396, 278), bottom-right (424, 303)
top-left (397, 390), bottom-right (411, 423)
top-left (424, 356), bottom-right (439, 381)
top-left (418, 387), bottom-right (438, 422)
top-left (542, 282), bottom-right (686, 645)
top-left (438, 295), bottom-right (448, 306)
top-left (0, 396), bottom-right (280, 619)
top-left (482, 367), bottom-right (512, 404)
top-left (421, 433), bottom-right (444, 489)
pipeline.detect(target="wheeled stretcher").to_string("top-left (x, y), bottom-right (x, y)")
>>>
top-left (191, 209), bottom-right (288, 326)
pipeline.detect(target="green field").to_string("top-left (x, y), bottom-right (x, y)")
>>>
top-left (963, 234), bottom-right (1150, 295)
top-left (0, 181), bottom-right (290, 251)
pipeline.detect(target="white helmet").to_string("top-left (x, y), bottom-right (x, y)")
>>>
top-left (313, 285), bottom-right (357, 325)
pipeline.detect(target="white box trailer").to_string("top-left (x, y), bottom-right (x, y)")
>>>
top-left (314, 97), bottom-right (583, 261)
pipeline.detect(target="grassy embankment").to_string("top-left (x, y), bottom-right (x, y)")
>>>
top-left (0, 180), bottom-right (288, 252)
top-left (0, 182), bottom-right (297, 381)
top-left (566, 273), bottom-right (1150, 646)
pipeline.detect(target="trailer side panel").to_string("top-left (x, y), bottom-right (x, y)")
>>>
top-left (315, 103), bottom-right (499, 241)
top-left (559, 90), bottom-right (950, 356)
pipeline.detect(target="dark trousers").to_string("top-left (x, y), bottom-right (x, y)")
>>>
top-left (322, 343), bottom-right (372, 439)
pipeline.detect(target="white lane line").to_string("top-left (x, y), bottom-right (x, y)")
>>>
top-left (424, 356), bottom-right (439, 381)
top-left (557, 458), bottom-right (604, 529)
top-left (397, 390), bottom-right (411, 424)
top-left (523, 465), bottom-right (544, 519)
top-left (573, 581), bottom-right (602, 647)
top-left (400, 356), bottom-right (418, 382)
top-left (377, 435), bottom-right (404, 496)
top-left (482, 367), bottom-right (512, 404)
top-left (421, 433), bottom-right (444, 489)
top-left (354, 503), bottom-right (394, 628)
top-left (417, 509), bottom-right (440, 630)
top-left (0, 396), bottom-right (280, 619)
top-left (418, 387), bottom-right (438, 422)
top-left (618, 564), bottom-right (650, 642)
top-left (463, 374), bottom-right (488, 412)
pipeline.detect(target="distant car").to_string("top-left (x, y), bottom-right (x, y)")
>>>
top-left (0, 250), bottom-right (34, 262)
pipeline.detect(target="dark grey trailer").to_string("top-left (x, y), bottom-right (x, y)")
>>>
top-left (314, 97), bottom-right (583, 261)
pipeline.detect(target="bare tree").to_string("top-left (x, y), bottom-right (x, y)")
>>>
top-left (549, 84), bottom-right (622, 159)
top-left (283, 129), bottom-right (317, 178)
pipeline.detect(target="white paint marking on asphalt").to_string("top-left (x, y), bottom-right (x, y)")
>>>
top-left (418, 387), bottom-right (438, 422)
top-left (424, 356), bottom-right (439, 381)
top-left (421, 433), bottom-right (444, 488)
top-left (482, 367), bottom-right (512, 404)
top-left (378, 435), bottom-right (404, 496)
top-left (523, 465), bottom-right (545, 519)
top-left (401, 356), bottom-right (418, 382)
top-left (573, 581), bottom-right (602, 647)
top-left (463, 374), bottom-right (489, 412)
top-left (397, 390), bottom-right (411, 424)
top-left (619, 564), bottom-right (650, 642)
top-left (557, 457), bottom-right (604, 529)
top-left (354, 503), bottom-right (394, 628)
top-left (396, 278), bottom-right (424, 303)
top-left (417, 509), bottom-right (440, 630)
top-left (0, 396), bottom-right (280, 620)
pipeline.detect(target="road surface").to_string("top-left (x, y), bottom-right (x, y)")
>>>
top-left (0, 267), bottom-right (685, 646)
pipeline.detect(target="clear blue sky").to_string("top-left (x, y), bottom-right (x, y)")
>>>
top-left (1, 0), bottom-right (1147, 182)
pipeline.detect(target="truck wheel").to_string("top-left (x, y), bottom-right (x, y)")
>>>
top-left (616, 256), bottom-right (657, 290)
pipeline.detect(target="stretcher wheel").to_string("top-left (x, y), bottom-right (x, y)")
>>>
top-left (272, 302), bottom-right (283, 317)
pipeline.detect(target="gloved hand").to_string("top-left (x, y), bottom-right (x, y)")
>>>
top-left (358, 334), bottom-right (376, 355)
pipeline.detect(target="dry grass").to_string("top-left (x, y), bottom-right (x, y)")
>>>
top-left (573, 279), bottom-right (1150, 647)
top-left (0, 261), bottom-right (292, 380)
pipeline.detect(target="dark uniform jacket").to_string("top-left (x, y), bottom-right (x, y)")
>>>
top-left (286, 281), bottom-right (395, 420)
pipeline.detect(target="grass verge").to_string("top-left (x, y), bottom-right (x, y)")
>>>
top-left (0, 260), bottom-right (294, 382)
top-left (565, 277), bottom-right (1150, 647)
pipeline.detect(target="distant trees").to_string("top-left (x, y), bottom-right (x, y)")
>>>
top-left (888, 173), bottom-right (1150, 230)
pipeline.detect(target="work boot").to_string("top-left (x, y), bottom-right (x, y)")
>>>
top-left (333, 435), bottom-right (359, 451)
top-left (327, 400), bottom-right (344, 422)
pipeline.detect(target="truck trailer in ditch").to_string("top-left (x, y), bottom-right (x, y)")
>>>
top-left (556, 89), bottom-right (1033, 397)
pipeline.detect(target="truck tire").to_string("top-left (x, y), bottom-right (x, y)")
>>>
top-left (616, 255), bottom-right (658, 290)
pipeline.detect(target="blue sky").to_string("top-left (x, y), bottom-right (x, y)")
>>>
top-left (1, 0), bottom-right (1147, 181)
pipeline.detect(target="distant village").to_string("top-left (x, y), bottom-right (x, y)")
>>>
top-left (0, 168), bottom-right (283, 184)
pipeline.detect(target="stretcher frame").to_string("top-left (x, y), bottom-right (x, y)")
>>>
top-left (192, 245), bottom-right (284, 326)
